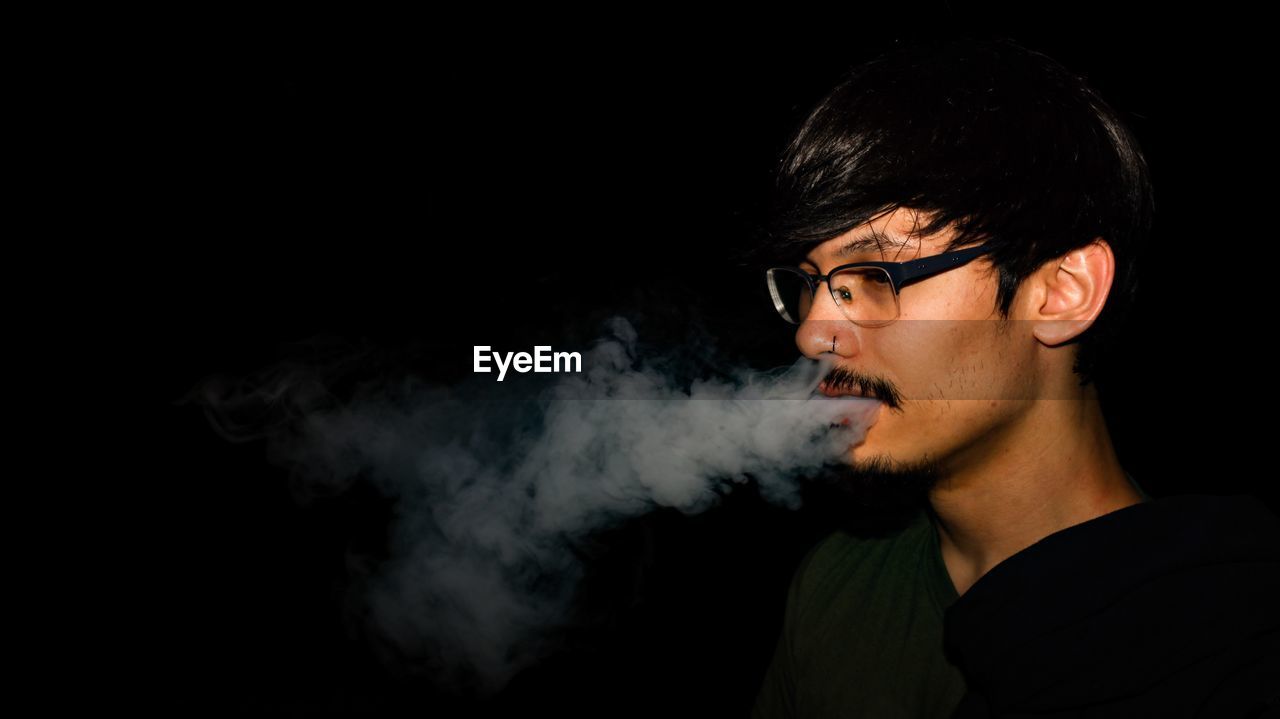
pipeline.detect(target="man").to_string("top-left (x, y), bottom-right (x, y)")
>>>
top-left (750, 35), bottom-right (1280, 717)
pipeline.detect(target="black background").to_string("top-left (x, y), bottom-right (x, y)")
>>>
top-left (137, 8), bottom-right (1278, 717)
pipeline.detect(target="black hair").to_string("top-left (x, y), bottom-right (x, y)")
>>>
top-left (754, 35), bottom-right (1155, 387)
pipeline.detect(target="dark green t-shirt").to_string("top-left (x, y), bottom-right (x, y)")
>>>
top-left (750, 506), bottom-right (966, 718)
top-left (751, 473), bottom-right (1151, 718)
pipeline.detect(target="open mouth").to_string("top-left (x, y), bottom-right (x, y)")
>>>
top-left (817, 379), bottom-right (879, 401)
top-left (818, 388), bottom-right (884, 433)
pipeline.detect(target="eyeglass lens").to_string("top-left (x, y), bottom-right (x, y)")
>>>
top-left (767, 267), bottom-right (898, 326)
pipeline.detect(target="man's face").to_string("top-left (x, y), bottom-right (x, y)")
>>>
top-left (797, 208), bottom-right (1033, 507)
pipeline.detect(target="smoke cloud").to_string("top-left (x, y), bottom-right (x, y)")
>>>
top-left (178, 315), bottom-right (878, 698)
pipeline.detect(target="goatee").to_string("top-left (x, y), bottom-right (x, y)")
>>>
top-left (803, 454), bottom-right (944, 537)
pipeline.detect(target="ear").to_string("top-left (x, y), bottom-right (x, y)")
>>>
top-left (1031, 238), bottom-right (1115, 347)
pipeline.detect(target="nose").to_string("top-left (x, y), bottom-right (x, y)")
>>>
top-left (795, 280), bottom-right (861, 360)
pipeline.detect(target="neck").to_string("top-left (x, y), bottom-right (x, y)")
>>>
top-left (928, 380), bottom-right (1143, 597)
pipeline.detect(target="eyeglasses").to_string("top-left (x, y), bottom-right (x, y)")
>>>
top-left (765, 243), bottom-right (994, 327)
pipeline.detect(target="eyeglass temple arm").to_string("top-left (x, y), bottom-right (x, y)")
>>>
top-left (895, 243), bottom-right (994, 286)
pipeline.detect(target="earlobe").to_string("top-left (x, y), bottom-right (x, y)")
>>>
top-left (1033, 318), bottom-right (1092, 346)
top-left (1031, 239), bottom-right (1114, 347)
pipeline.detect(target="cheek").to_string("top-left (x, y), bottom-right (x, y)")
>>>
top-left (900, 268), bottom-right (994, 321)
top-left (881, 317), bottom-right (1023, 401)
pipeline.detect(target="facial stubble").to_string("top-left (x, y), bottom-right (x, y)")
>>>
top-left (807, 449), bottom-right (944, 535)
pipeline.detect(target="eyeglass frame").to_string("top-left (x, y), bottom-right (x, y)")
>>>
top-left (766, 242), bottom-right (996, 326)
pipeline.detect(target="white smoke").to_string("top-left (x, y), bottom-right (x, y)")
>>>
top-left (181, 315), bottom-right (878, 697)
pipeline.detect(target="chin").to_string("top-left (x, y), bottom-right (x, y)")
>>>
top-left (832, 438), bottom-right (944, 517)
top-left (841, 412), bottom-right (925, 478)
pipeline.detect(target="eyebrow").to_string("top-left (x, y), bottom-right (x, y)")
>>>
top-left (835, 230), bottom-right (914, 258)
top-left (802, 230), bottom-right (916, 267)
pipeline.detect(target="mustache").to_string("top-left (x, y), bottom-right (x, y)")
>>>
top-left (822, 365), bottom-right (902, 410)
